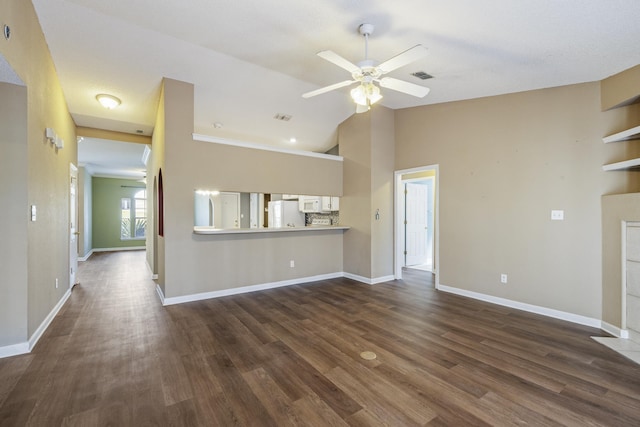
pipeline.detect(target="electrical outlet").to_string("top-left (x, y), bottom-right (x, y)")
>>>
top-left (290, 260), bottom-right (295, 268)
top-left (500, 274), bottom-right (508, 284)
top-left (55, 278), bottom-right (59, 289)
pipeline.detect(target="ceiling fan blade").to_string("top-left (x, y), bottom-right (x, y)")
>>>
top-left (317, 50), bottom-right (361, 73)
top-left (302, 80), bottom-right (357, 98)
top-left (376, 45), bottom-right (428, 74)
top-left (379, 77), bottom-right (430, 98)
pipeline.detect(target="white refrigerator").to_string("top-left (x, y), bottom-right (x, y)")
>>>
top-left (268, 200), bottom-right (305, 228)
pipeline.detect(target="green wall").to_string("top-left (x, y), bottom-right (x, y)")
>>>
top-left (92, 177), bottom-right (147, 249)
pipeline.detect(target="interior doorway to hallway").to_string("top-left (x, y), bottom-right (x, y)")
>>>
top-left (394, 165), bottom-right (439, 285)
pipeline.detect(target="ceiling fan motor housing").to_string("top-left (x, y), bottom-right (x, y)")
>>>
top-left (358, 23), bottom-right (374, 36)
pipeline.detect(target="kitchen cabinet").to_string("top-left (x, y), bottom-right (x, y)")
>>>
top-left (321, 196), bottom-right (339, 212)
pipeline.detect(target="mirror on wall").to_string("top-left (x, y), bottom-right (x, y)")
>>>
top-left (194, 191), bottom-right (339, 229)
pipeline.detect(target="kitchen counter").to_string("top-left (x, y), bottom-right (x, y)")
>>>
top-left (193, 225), bottom-right (349, 235)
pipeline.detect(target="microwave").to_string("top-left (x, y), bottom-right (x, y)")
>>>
top-left (299, 196), bottom-right (321, 213)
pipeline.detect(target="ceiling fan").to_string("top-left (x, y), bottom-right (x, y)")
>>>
top-left (303, 23), bottom-right (430, 113)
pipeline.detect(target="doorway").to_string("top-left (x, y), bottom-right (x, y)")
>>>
top-left (69, 163), bottom-right (79, 288)
top-left (394, 165), bottom-right (439, 285)
top-left (404, 179), bottom-right (434, 271)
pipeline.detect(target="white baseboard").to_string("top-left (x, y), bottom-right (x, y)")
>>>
top-left (343, 273), bottom-right (395, 285)
top-left (79, 249), bottom-right (94, 261)
top-left (79, 247), bottom-right (146, 262)
top-left (93, 246), bottom-right (146, 253)
top-left (0, 341), bottom-right (30, 358)
top-left (436, 283), bottom-right (602, 329)
top-left (161, 272), bottom-right (343, 306)
top-left (156, 284), bottom-right (165, 305)
top-left (601, 321), bottom-right (629, 338)
top-left (28, 287), bottom-right (72, 351)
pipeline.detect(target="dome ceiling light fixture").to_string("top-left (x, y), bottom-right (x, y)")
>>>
top-left (303, 23), bottom-right (430, 113)
top-left (96, 93), bottom-right (121, 109)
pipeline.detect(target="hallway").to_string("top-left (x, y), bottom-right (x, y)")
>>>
top-left (1, 251), bottom-right (639, 425)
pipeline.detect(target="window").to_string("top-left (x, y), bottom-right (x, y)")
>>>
top-left (121, 189), bottom-right (147, 239)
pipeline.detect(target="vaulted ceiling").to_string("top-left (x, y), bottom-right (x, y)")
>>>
top-left (33, 0), bottom-right (640, 154)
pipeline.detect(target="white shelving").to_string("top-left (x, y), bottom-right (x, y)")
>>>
top-left (603, 125), bottom-right (640, 144)
top-left (602, 158), bottom-right (640, 171)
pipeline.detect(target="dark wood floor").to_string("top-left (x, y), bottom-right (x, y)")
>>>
top-left (1, 251), bottom-right (639, 426)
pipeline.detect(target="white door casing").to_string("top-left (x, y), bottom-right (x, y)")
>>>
top-left (394, 165), bottom-right (439, 284)
top-left (69, 163), bottom-right (78, 288)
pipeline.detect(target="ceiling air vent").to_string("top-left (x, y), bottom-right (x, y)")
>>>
top-left (274, 113), bottom-right (292, 121)
top-left (411, 71), bottom-right (433, 80)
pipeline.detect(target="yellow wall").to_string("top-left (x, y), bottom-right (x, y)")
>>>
top-left (0, 0), bottom-right (77, 345)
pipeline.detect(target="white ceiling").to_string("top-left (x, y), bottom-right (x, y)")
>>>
top-left (31, 0), bottom-right (640, 158)
top-left (77, 137), bottom-right (148, 179)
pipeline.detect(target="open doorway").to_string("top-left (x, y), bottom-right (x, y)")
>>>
top-left (394, 165), bottom-right (439, 285)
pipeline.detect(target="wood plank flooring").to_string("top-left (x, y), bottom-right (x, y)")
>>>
top-left (1, 250), bottom-right (639, 426)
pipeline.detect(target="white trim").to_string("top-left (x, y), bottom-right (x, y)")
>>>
top-left (343, 273), bottom-right (395, 285)
top-left (0, 342), bottom-right (30, 358)
top-left (156, 284), bottom-right (165, 305)
top-left (394, 164), bottom-right (439, 286)
top-left (193, 133), bottom-right (343, 162)
top-left (92, 246), bottom-right (146, 253)
top-left (160, 272), bottom-right (344, 306)
top-left (79, 249), bottom-right (94, 261)
top-left (28, 288), bottom-right (72, 351)
top-left (79, 247), bottom-right (148, 263)
top-left (436, 283), bottom-right (602, 329)
top-left (601, 321), bottom-right (630, 338)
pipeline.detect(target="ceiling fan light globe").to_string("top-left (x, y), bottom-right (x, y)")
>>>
top-left (367, 84), bottom-right (382, 104)
top-left (350, 85), bottom-right (368, 106)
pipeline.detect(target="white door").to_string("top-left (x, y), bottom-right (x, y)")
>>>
top-left (405, 182), bottom-right (428, 266)
top-left (69, 164), bottom-right (78, 287)
top-left (221, 192), bottom-right (240, 228)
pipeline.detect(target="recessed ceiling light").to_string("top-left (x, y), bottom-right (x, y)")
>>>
top-left (96, 94), bottom-right (121, 109)
top-left (290, 137), bottom-right (297, 143)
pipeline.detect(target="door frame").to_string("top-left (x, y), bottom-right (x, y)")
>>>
top-left (394, 165), bottom-right (439, 285)
top-left (69, 163), bottom-right (78, 288)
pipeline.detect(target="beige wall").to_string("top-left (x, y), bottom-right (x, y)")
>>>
top-left (339, 113), bottom-right (373, 278)
top-left (370, 107), bottom-right (395, 279)
top-left (1, 0), bottom-right (77, 342)
top-left (0, 82), bottom-right (28, 346)
top-left (395, 82), bottom-right (634, 319)
top-left (339, 106), bottom-right (395, 280)
top-left (601, 65), bottom-right (640, 110)
top-left (155, 78), bottom-right (344, 299)
top-left (148, 81), bottom-right (167, 290)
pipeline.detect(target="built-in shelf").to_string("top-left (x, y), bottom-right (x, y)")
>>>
top-left (603, 158), bottom-right (640, 171)
top-left (603, 125), bottom-right (640, 143)
top-left (193, 225), bottom-right (349, 235)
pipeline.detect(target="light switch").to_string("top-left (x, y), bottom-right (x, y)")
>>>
top-left (31, 205), bottom-right (37, 221)
top-left (551, 210), bottom-right (564, 220)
